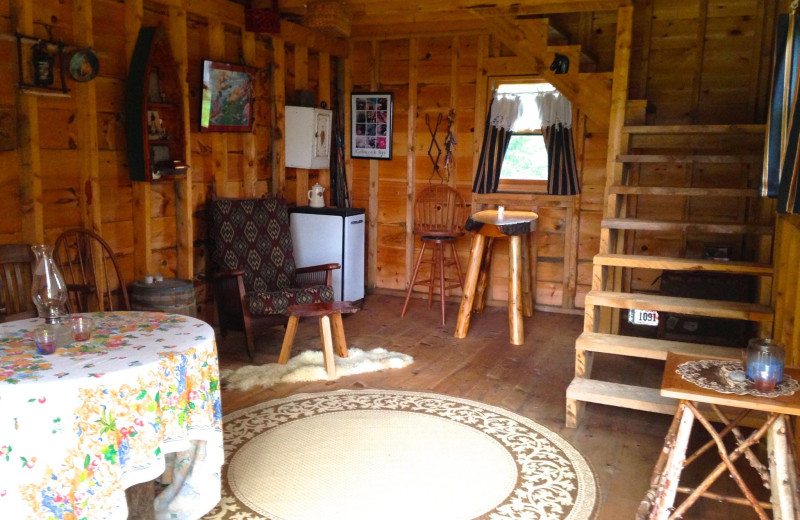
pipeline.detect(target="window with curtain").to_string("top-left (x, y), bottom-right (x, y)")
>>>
top-left (472, 78), bottom-right (579, 195)
top-left (496, 81), bottom-right (553, 192)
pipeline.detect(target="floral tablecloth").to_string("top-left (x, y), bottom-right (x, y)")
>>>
top-left (0, 312), bottom-right (223, 520)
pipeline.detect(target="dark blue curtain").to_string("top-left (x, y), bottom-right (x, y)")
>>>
top-left (764, 12), bottom-right (800, 213)
top-left (472, 104), bottom-right (513, 194)
top-left (544, 124), bottom-right (580, 195)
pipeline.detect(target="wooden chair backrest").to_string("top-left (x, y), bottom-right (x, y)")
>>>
top-left (53, 229), bottom-right (130, 313)
top-left (0, 244), bottom-right (36, 322)
top-left (414, 185), bottom-right (468, 237)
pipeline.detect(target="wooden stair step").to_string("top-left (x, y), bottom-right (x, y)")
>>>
top-left (585, 290), bottom-right (774, 322)
top-left (567, 377), bottom-right (767, 427)
top-left (567, 377), bottom-right (676, 415)
top-left (607, 186), bottom-right (758, 197)
top-left (575, 332), bottom-right (739, 360)
top-left (616, 154), bottom-right (761, 164)
top-left (601, 218), bottom-right (774, 235)
top-left (621, 124), bottom-right (765, 135)
top-left (593, 254), bottom-right (773, 276)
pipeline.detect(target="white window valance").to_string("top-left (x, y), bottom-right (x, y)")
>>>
top-left (535, 92), bottom-right (572, 128)
top-left (490, 87), bottom-right (573, 131)
top-left (489, 95), bottom-right (522, 131)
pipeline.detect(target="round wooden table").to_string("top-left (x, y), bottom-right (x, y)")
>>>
top-left (454, 209), bottom-right (538, 345)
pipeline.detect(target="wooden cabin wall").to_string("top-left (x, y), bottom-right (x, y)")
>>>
top-left (772, 215), bottom-right (800, 365)
top-left (0, 0), bottom-right (344, 323)
top-left (348, 0), bottom-right (780, 311)
top-left (0, 0), bottom-right (789, 323)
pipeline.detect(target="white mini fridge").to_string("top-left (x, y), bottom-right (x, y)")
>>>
top-left (289, 207), bottom-right (365, 302)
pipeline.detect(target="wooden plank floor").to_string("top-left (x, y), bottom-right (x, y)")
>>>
top-left (218, 294), bottom-right (765, 519)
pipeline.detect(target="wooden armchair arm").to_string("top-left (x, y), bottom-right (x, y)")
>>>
top-left (296, 263), bottom-right (340, 288)
top-left (212, 268), bottom-right (245, 280)
top-left (296, 263), bottom-right (340, 274)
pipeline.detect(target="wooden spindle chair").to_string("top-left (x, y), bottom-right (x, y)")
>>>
top-left (401, 185), bottom-right (468, 325)
top-left (0, 244), bottom-right (36, 322)
top-left (53, 229), bottom-right (130, 313)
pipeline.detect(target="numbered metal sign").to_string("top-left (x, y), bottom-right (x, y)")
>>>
top-left (628, 309), bottom-right (659, 326)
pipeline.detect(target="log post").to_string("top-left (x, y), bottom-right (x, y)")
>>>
top-left (278, 315), bottom-right (299, 364)
top-left (271, 37), bottom-right (286, 198)
top-left (125, 481), bottom-right (155, 520)
top-left (521, 232), bottom-right (533, 317)
top-left (769, 415), bottom-right (800, 519)
top-left (508, 235), bottom-right (524, 345)
top-left (319, 315), bottom-right (336, 377)
top-left (473, 237), bottom-right (494, 312)
top-left (331, 313), bottom-right (349, 357)
top-left (455, 233), bottom-right (486, 339)
top-left (648, 402), bottom-right (695, 520)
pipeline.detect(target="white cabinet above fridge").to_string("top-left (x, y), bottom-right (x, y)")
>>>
top-left (285, 106), bottom-right (332, 169)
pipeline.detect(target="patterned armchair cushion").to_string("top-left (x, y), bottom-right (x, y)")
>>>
top-left (246, 285), bottom-right (335, 316)
top-left (209, 197), bottom-right (297, 292)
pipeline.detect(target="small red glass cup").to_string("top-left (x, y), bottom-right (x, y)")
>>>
top-left (752, 362), bottom-right (781, 393)
top-left (70, 315), bottom-right (94, 342)
top-left (33, 326), bottom-right (56, 355)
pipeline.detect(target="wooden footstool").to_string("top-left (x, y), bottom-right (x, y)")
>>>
top-left (279, 301), bottom-right (360, 378)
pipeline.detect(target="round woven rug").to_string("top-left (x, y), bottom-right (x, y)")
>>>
top-left (203, 389), bottom-right (597, 520)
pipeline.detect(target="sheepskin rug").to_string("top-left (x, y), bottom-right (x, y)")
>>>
top-left (220, 347), bottom-right (413, 391)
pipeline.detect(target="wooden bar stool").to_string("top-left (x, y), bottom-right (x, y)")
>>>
top-left (454, 209), bottom-right (538, 345)
top-left (401, 185), bottom-right (468, 325)
top-left (639, 352), bottom-right (800, 520)
top-left (279, 301), bottom-right (360, 378)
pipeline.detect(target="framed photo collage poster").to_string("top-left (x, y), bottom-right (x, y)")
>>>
top-left (351, 92), bottom-right (393, 160)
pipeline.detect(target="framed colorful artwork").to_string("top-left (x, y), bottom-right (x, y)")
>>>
top-left (351, 92), bottom-right (393, 160)
top-left (200, 60), bottom-right (254, 132)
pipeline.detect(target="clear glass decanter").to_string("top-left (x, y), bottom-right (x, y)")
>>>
top-left (30, 244), bottom-right (71, 348)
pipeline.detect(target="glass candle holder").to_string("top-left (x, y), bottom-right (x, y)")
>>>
top-left (746, 338), bottom-right (785, 393)
top-left (33, 325), bottom-right (57, 355)
top-left (70, 315), bottom-right (94, 342)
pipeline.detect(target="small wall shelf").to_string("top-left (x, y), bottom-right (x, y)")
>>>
top-left (125, 25), bottom-right (187, 182)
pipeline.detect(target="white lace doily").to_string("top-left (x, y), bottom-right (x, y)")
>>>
top-left (676, 359), bottom-right (800, 398)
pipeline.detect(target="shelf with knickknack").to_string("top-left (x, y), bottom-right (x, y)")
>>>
top-left (125, 24), bottom-right (187, 182)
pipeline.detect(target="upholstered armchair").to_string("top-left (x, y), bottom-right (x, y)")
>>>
top-left (208, 197), bottom-right (339, 359)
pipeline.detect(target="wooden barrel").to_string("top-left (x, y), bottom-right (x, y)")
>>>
top-left (131, 278), bottom-right (197, 318)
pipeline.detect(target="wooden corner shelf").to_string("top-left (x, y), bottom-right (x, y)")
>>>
top-left (125, 25), bottom-right (187, 183)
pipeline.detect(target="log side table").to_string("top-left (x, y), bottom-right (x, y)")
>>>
top-left (639, 352), bottom-right (800, 520)
top-left (279, 301), bottom-right (360, 378)
top-left (454, 209), bottom-right (538, 345)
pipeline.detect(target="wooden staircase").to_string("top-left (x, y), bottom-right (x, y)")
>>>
top-left (565, 123), bottom-right (775, 428)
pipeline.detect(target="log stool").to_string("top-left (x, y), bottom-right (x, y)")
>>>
top-left (639, 352), bottom-right (800, 520)
top-left (279, 301), bottom-right (360, 378)
top-left (454, 209), bottom-right (538, 345)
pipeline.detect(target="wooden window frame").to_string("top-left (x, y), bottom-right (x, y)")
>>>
top-left (490, 76), bottom-right (550, 194)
